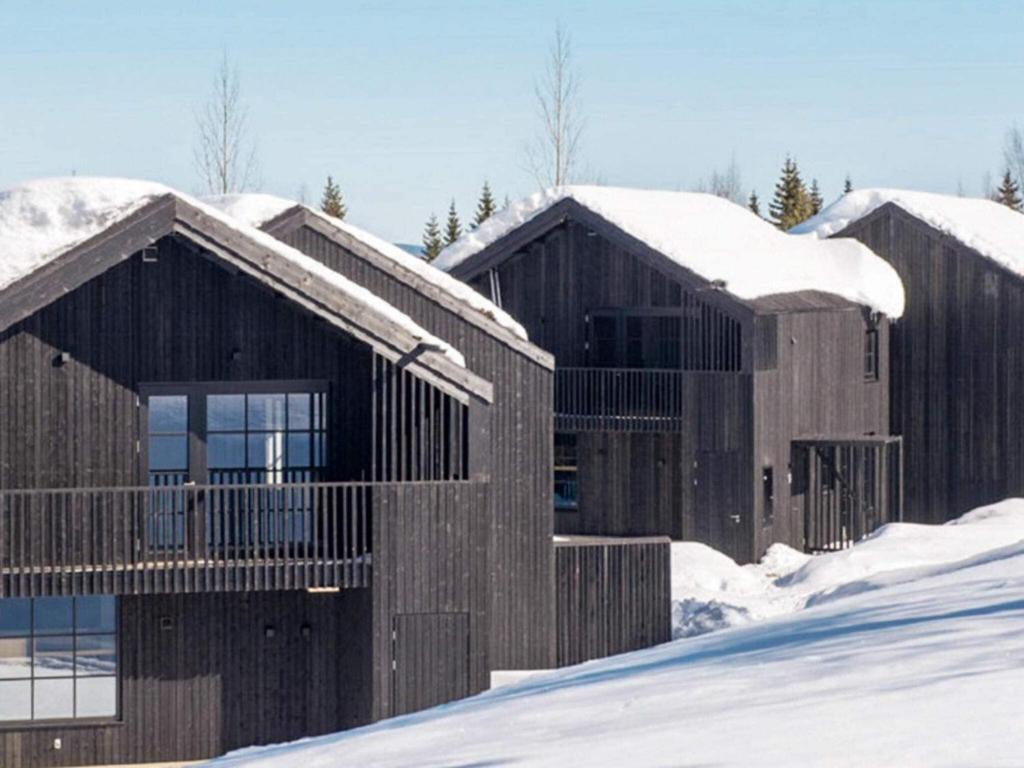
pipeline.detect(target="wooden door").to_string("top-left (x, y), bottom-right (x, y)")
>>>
top-left (392, 612), bottom-right (470, 717)
top-left (695, 451), bottom-right (744, 561)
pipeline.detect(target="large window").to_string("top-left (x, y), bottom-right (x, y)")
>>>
top-left (0, 597), bottom-right (117, 723)
top-left (586, 308), bottom-right (739, 371)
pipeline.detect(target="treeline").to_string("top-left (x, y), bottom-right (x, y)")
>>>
top-left (422, 181), bottom-right (501, 261)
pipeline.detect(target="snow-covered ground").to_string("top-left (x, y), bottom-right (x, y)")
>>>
top-left (210, 500), bottom-right (1024, 768)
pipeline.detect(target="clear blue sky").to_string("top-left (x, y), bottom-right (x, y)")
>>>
top-left (1, 0), bottom-right (1021, 241)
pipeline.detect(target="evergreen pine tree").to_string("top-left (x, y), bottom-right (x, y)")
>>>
top-left (996, 169), bottom-right (1022, 211)
top-left (748, 190), bottom-right (761, 217)
top-left (843, 175), bottom-right (853, 194)
top-left (422, 214), bottom-right (443, 262)
top-left (474, 181), bottom-right (497, 227)
top-left (769, 156), bottom-right (814, 230)
top-left (444, 199), bottom-right (462, 245)
top-left (809, 178), bottom-right (823, 215)
top-left (320, 175), bottom-right (347, 219)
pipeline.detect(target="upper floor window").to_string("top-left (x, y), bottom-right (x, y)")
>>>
top-left (554, 433), bottom-right (579, 511)
top-left (0, 596), bottom-right (117, 723)
top-left (864, 329), bottom-right (879, 381)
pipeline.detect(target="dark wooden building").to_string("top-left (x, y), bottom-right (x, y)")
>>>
top-left (0, 182), bottom-right (496, 765)
top-left (795, 190), bottom-right (1024, 524)
top-left (440, 187), bottom-right (905, 563)
top-left (209, 198), bottom-right (557, 672)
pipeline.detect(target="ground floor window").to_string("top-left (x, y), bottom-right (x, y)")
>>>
top-left (0, 596), bottom-right (117, 723)
top-left (554, 433), bottom-right (579, 510)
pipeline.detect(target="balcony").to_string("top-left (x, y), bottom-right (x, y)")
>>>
top-left (554, 368), bottom-right (691, 431)
top-left (0, 480), bottom-right (479, 597)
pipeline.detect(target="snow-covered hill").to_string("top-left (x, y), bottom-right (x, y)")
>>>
top-left (210, 501), bottom-right (1024, 768)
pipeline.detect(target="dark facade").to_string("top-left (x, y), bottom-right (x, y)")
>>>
top-left (447, 198), bottom-right (901, 563)
top-left (828, 202), bottom-right (1024, 524)
top-left (258, 207), bottom-right (557, 671)
top-left (0, 195), bottom-right (493, 764)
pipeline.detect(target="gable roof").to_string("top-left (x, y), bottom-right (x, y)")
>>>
top-left (0, 178), bottom-right (491, 404)
top-left (204, 193), bottom-right (539, 352)
top-left (436, 186), bottom-right (904, 319)
top-left (792, 188), bottom-right (1024, 281)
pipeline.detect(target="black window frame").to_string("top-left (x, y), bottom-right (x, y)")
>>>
top-left (864, 328), bottom-right (880, 382)
top-left (554, 433), bottom-right (579, 511)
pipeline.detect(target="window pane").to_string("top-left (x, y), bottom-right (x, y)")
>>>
top-left (288, 393), bottom-right (311, 430)
top-left (148, 395), bottom-right (187, 433)
top-left (314, 434), bottom-right (326, 467)
top-left (148, 435), bottom-right (187, 471)
top-left (248, 394), bottom-right (286, 430)
top-left (313, 393), bottom-right (326, 430)
top-left (249, 433), bottom-right (283, 471)
top-left (208, 394), bottom-right (246, 431)
top-left (34, 635), bottom-right (74, 677)
top-left (0, 599), bottom-right (31, 637)
top-left (34, 678), bottom-right (74, 719)
top-left (0, 680), bottom-right (31, 721)
top-left (76, 676), bottom-right (117, 718)
top-left (208, 433), bottom-right (246, 469)
top-left (75, 596), bottom-right (115, 635)
top-left (0, 638), bottom-right (31, 679)
top-left (76, 635), bottom-right (116, 676)
top-left (287, 433), bottom-right (311, 468)
top-left (34, 598), bottom-right (73, 635)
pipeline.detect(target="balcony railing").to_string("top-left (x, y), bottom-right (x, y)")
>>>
top-left (554, 368), bottom-right (690, 431)
top-left (0, 481), bottom-right (458, 597)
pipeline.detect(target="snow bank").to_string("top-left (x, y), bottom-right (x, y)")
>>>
top-left (792, 187), bottom-right (1024, 280)
top-left (436, 186), bottom-right (905, 318)
top-left (208, 500), bottom-right (1024, 768)
top-left (0, 178), bottom-right (464, 366)
top-left (204, 193), bottom-right (529, 341)
top-left (671, 498), bottom-right (1024, 638)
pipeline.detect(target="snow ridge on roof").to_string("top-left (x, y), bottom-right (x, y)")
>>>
top-left (205, 193), bottom-right (528, 340)
top-left (0, 178), bottom-right (464, 366)
top-left (792, 188), bottom-right (1024, 282)
top-left (437, 185), bottom-right (905, 318)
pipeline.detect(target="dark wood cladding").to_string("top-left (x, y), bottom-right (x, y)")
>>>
top-left (0, 588), bottom-right (374, 768)
top-left (555, 367), bottom-right (688, 431)
top-left (371, 481), bottom-right (490, 718)
top-left (555, 537), bottom-right (671, 667)
top-left (835, 203), bottom-right (1024, 524)
top-left (274, 222), bottom-right (554, 671)
top-left (0, 482), bottom-right (376, 597)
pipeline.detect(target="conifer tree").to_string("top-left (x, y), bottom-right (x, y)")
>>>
top-left (748, 190), bottom-right (761, 217)
top-left (809, 179), bottom-right (823, 215)
top-left (474, 181), bottom-right (497, 227)
top-left (996, 169), bottom-right (1022, 211)
top-left (422, 214), bottom-right (443, 262)
top-left (444, 199), bottom-right (462, 245)
top-left (843, 175), bottom-right (853, 194)
top-left (769, 156), bottom-right (814, 230)
top-left (320, 176), bottom-right (347, 219)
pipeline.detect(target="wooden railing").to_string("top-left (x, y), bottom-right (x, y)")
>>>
top-left (554, 368), bottom-right (689, 431)
top-left (0, 481), bottom-right (437, 597)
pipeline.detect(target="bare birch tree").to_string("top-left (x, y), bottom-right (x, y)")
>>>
top-left (1004, 124), bottom-right (1024, 193)
top-left (194, 54), bottom-right (259, 195)
top-left (527, 24), bottom-right (584, 188)
top-left (694, 156), bottom-right (743, 203)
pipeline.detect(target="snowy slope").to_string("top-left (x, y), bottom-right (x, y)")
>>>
top-left (209, 500), bottom-right (1024, 768)
top-left (792, 188), bottom-right (1024, 280)
top-left (436, 186), bottom-right (906, 318)
top-left (0, 178), bottom-right (465, 366)
top-left (205, 193), bottom-right (529, 340)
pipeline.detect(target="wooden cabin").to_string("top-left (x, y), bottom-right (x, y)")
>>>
top-left (0, 179), bottom-right (496, 765)
top-left (439, 186), bottom-right (906, 563)
top-left (794, 189), bottom-right (1024, 524)
top-left (205, 195), bottom-right (558, 672)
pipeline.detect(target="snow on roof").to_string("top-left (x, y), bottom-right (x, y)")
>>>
top-left (205, 193), bottom-right (528, 340)
top-left (0, 178), bottom-right (464, 366)
top-left (792, 188), bottom-right (1024, 282)
top-left (437, 185), bottom-right (905, 318)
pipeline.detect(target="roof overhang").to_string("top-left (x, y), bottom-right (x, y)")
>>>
top-left (0, 194), bottom-right (492, 405)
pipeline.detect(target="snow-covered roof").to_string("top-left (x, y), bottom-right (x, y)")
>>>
top-left (0, 178), bottom-right (465, 366)
top-left (792, 188), bottom-right (1024, 280)
top-left (205, 193), bottom-right (528, 340)
top-left (436, 186), bottom-right (905, 318)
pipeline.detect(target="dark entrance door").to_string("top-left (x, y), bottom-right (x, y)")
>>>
top-left (695, 450), bottom-right (745, 562)
top-left (391, 612), bottom-right (470, 716)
